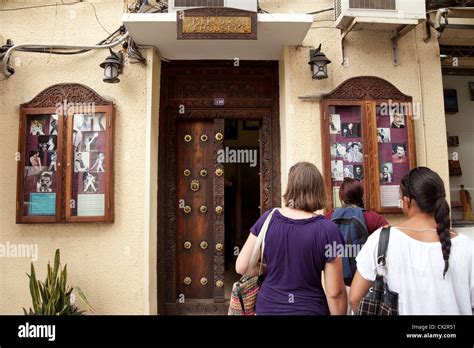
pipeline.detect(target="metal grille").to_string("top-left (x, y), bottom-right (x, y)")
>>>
top-left (440, 45), bottom-right (474, 58)
top-left (174, 0), bottom-right (225, 7)
top-left (348, 0), bottom-right (396, 10)
top-left (335, 0), bottom-right (342, 19)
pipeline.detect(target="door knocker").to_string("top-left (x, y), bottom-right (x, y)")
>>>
top-left (190, 179), bottom-right (200, 192)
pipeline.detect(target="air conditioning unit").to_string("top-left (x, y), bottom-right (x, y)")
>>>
top-left (335, 0), bottom-right (426, 30)
top-left (168, 0), bottom-right (257, 13)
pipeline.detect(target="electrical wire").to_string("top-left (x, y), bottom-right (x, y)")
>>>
top-left (7, 27), bottom-right (124, 56)
top-left (0, 1), bottom-right (80, 11)
top-left (0, 1), bottom-right (113, 37)
top-left (257, 6), bottom-right (334, 15)
top-left (307, 8), bottom-right (334, 15)
top-left (89, 2), bottom-right (112, 35)
top-left (2, 32), bottom-right (130, 76)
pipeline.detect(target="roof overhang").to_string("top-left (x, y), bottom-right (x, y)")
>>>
top-left (122, 12), bottom-right (313, 60)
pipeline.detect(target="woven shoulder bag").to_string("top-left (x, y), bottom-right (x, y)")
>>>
top-left (228, 208), bottom-right (277, 315)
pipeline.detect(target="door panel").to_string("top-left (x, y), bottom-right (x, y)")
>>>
top-left (176, 120), bottom-right (224, 300)
top-left (158, 61), bottom-right (281, 315)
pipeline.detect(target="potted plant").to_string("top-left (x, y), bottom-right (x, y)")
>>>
top-left (23, 249), bottom-right (94, 315)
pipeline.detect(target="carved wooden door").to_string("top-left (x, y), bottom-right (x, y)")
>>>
top-left (176, 119), bottom-right (225, 305)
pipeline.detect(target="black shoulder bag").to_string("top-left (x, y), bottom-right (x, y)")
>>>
top-left (356, 226), bottom-right (399, 315)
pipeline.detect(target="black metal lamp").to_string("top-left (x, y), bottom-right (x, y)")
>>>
top-left (100, 49), bottom-right (123, 83)
top-left (308, 44), bottom-right (331, 80)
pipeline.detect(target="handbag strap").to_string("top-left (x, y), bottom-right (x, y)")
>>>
top-left (376, 226), bottom-right (391, 269)
top-left (246, 208), bottom-right (278, 276)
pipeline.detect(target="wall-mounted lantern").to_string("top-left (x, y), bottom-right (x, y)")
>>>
top-left (100, 49), bottom-right (123, 83)
top-left (308, 44), bottom-right (331, 80)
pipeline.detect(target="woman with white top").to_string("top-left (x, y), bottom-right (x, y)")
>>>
top-left (350, 167), bottom-right (474, 315)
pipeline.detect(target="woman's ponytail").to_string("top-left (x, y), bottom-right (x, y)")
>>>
top-left (401, 167), bottom-right (452, 279)
top-left (434, 196), bottom-right (451, 279)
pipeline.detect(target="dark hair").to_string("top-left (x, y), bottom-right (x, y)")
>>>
top-left (400, 167), bottom-right (451, 278)
top-left (339, 178), bottom-right (364, 208)
top-left (283, 162), bottom-right (327, 212)
top-left (396, 144), bottom-right (406, 150)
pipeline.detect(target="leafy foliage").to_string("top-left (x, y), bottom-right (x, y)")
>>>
top-left (23, 249), bottom-right (94, 315)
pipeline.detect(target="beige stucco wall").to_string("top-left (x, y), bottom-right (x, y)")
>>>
top-left (267, 0), bottom-right (449, 225)
top-left (0, 0), bottom-right (158, 314)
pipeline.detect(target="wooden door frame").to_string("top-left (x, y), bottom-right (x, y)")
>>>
top-left (157, 60), bottom-right (281, 314)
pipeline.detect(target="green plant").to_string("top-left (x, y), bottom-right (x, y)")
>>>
top-left (23, 249), bottom-right (94, 315)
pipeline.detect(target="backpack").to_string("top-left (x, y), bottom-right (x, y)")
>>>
top-left (331, 207), bottom-right (369, 286)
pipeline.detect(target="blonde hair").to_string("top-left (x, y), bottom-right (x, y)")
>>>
top-left (283, 162), bottom-right (327, 212)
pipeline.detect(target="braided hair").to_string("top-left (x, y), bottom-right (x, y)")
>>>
top-left (400, 167), bottom-right (451, 279)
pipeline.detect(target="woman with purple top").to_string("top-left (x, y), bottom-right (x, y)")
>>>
top-left (236, 162), bottom-right (347, 315)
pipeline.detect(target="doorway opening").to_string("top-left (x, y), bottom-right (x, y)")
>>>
top-left (223, 119), bottom-right (261, 299)
top-left (157, 60), bottom-right (281, 315)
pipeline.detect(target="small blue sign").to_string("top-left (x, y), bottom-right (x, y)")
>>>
top-left (29, 193), bottom-right (56, 216)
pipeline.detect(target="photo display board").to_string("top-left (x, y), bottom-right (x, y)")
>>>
top-left (71, 113), bottom-right (107, 217)
top-left (17, 84), bottom-right (114, 224)
top-left (376, 105), bottom-right (411, 208)
top-left (322, 101), bottom-right (416, 213)
top-left (328, 105), bottom-right (364, 209)
top-left (23, 114), bottom-right (60, 217)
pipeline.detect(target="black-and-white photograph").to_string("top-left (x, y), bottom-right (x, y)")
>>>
top-left (49, 115), bottom-right (58, 135)
top-left (83, 171), bottom-right (98, 193)
top-left (331, 160), bottom-right (343, 182)
top-left (74, 114), bottom-right (92, 131)
top-left (74, 152), bottom-right (89, 172)
top-left (336, 143), bottom-right (348, 157)
top-left (354, 165), bottom-right (364, 180)
top-left (81, 132), bottom-right (99, 152)
top-left (392, 143), bottom-right (407, 164)
top-left (329, 114), bottom-right (341, 135)
top-left (346, 142), bottom-right (363, 163)
top-left (29, 151), bottom-right (42, 169)
top-left (377, 128), bottom-right (391, 143)
top-left (73, 129), bottom-right (83, 152)
top-left (390, 112), bottom-right (405, 129)
top-left (93, 114), bottom-right (107, 131)
top-left (36, 171), bottom-right (53, 192)
top-left (90, 152), bottom-right (105, 172)
top-left (343, 165), bottom-right (354, 179)
top-left (29, 118), bottom-right (45, 135)
top-left (47, 151), bottom-right (57, 171)
top-left (330, 143), bottom-right (337, 159)
top-left (38, 135), bottom-right (57, 152)
top-left (341, 122), bottom-right (361, 138)
top-left (380, 162), bottom-right (393, 184)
